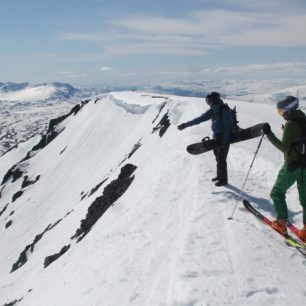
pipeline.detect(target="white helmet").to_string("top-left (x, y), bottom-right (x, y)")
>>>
top-left (277, 96), bottom-right (299, 115)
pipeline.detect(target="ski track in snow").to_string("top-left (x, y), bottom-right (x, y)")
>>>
top-left (0, 91), bottom-right (306, 306)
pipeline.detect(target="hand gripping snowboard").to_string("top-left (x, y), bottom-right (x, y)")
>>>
top-left (187, 123), bottom-right (265, 155)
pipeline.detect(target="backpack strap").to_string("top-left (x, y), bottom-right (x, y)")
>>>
top-left (288, 119), bottom-right (304, 155)
top-left (287, 119), bottom-right (306, 179)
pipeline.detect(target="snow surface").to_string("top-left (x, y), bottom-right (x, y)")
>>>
top-left (0, 91), bottom-right (306, 306)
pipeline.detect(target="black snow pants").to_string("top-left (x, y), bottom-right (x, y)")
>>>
top-left (213, 144), bottom-right (230, 183)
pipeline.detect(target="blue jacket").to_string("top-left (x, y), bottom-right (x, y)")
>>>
top-left (184, 101), bottom-right (233, 144)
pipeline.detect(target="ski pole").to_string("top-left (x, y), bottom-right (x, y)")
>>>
top-left (228, 133), bottom-right (265, 220)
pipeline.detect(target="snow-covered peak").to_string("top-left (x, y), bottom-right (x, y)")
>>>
top-left (0, 82), bottom-right (30, 92)
top-left (0, 82), bottom-right (79, 102)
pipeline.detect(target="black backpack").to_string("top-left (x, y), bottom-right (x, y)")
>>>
top-left (221, 103), bottom-right (240, 134)
top-left (289, 117), bottom-right (306, 170)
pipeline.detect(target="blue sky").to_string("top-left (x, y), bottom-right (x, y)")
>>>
top-left (1, 0), bottom-right (306, 85)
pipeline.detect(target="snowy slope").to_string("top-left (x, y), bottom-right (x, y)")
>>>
top-left (0, 92), bottom-right (305, 306)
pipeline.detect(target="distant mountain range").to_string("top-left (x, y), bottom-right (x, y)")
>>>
top-left (0, 79), bottom-right (305, 156)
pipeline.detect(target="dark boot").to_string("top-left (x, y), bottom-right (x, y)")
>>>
top-left (215, 181), bottom-right (227, 187)
top-left (211, 177), bottom-right (219, 182)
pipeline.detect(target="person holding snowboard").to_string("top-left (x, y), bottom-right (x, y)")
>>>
top-left (262, 96), bottom-right (306, 242)
top-left (178, 92), bottom-right (233, 186)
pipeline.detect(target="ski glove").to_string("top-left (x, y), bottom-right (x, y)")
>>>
top-left (262, 123), bottom-right (272, 135)
top-left (178, 123), bottom-right (187, 130)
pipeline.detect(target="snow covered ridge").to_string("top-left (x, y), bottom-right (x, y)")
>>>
top-left (0, 82), bottom-right (79, 101)
top-left (0, 91), bottom-right (306, 306)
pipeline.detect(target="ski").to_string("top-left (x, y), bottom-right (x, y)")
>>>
top-left (243, 199), bottom-right (305, 244)
top-left (242, 200), bottom-right (306, 257)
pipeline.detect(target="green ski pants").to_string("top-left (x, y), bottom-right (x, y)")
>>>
top-left (270, 165), bottom-right (306, 224)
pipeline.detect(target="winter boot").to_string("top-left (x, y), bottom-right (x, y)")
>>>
top-left (271, 219), bottom-right (287, 235)
top-left (211, 177), bottom-right (219, 182)
top-left (215, 181), bottom-right (227, 187)
top-left (297, 224), bottom-right (306, 243)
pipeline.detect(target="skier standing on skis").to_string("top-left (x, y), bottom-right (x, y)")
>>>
top-left (262, 95), bottom-right (306, 242)
top-left (178, 92), bottom-right (233, 186)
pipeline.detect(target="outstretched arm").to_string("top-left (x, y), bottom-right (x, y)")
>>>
top-left (178, 109), bottom-right (212, 130)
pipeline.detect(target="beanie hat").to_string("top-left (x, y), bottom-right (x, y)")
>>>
top-left (206, 92), bottom-right (220, 102)
top-left (277, 96), bottom-right (299, 114)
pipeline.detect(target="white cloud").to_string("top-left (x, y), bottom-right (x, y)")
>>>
top-left (58, 7), bottom-right (306, 58)
top-left (100, 66), bottom-right (112, 71)
top-left (204, 62), bottom-right (306, 75)
top-left (108, 8), bottom-right (306, 48)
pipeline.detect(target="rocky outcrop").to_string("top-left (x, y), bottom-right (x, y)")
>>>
top-left (73, 163), bottom-right (137, 242)
top-left (152, 111), bottom-right (171, 137)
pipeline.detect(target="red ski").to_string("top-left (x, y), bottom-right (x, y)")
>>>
top-left (243, 200), bottom-right (306, 256)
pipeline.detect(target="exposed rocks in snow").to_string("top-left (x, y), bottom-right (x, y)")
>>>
top-left (30, 130), bottom-right (61, 153)
top-left (12, 191), bottom-right (23, 203)
top-left (2, 297), bottom-right (23, 306)
top-left (1, 174), bottom-right (39, 205)
top-left (0, 203), bottom-right (9, 217)
top-left (22, 101), bottom-right (87, 160)
top-left (11, 225), bottom-right (51, 272)
top-left (10, 215), bottom-right (69, 272)
top-left (0, 99), bottom-right (90, 191)
top-left (21, 175), bottom-right (40, 189)
top-left (152, 111), bottom-right (171, 137)
top-left (59, 146), bottom-right (68, 155)
top-left (152, 95), bottom-right (167, 99)
top-left (5, 220), bottom-right (12, 228)
top-left (73, 163), bottom-right (137, 242)
top-left (128, 141), bottom-right (142, 159)
top-left (88, 178), bottom-right (108, 197)
top-left (80, 191), bottom-right (87, 201)
top-left (0, 185), bottom-right (5, 198)
top-left (119, 139), bottom-right (142, 166)
top-left (29, 103), bottom-right (83, 153)
top-left (41, 164), bottom-right (137, 268)
top-left (152, 102), bottom-right (167, 123)
top-left (1, 167), bottom-right (23, 185)
top-left (44, 245), bottom-right (71, 268)
top-left (48, 115), bottom-right (69, 132)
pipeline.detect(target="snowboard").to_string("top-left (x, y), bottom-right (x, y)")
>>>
top-left (187, 123), bottom-right (265, 155)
